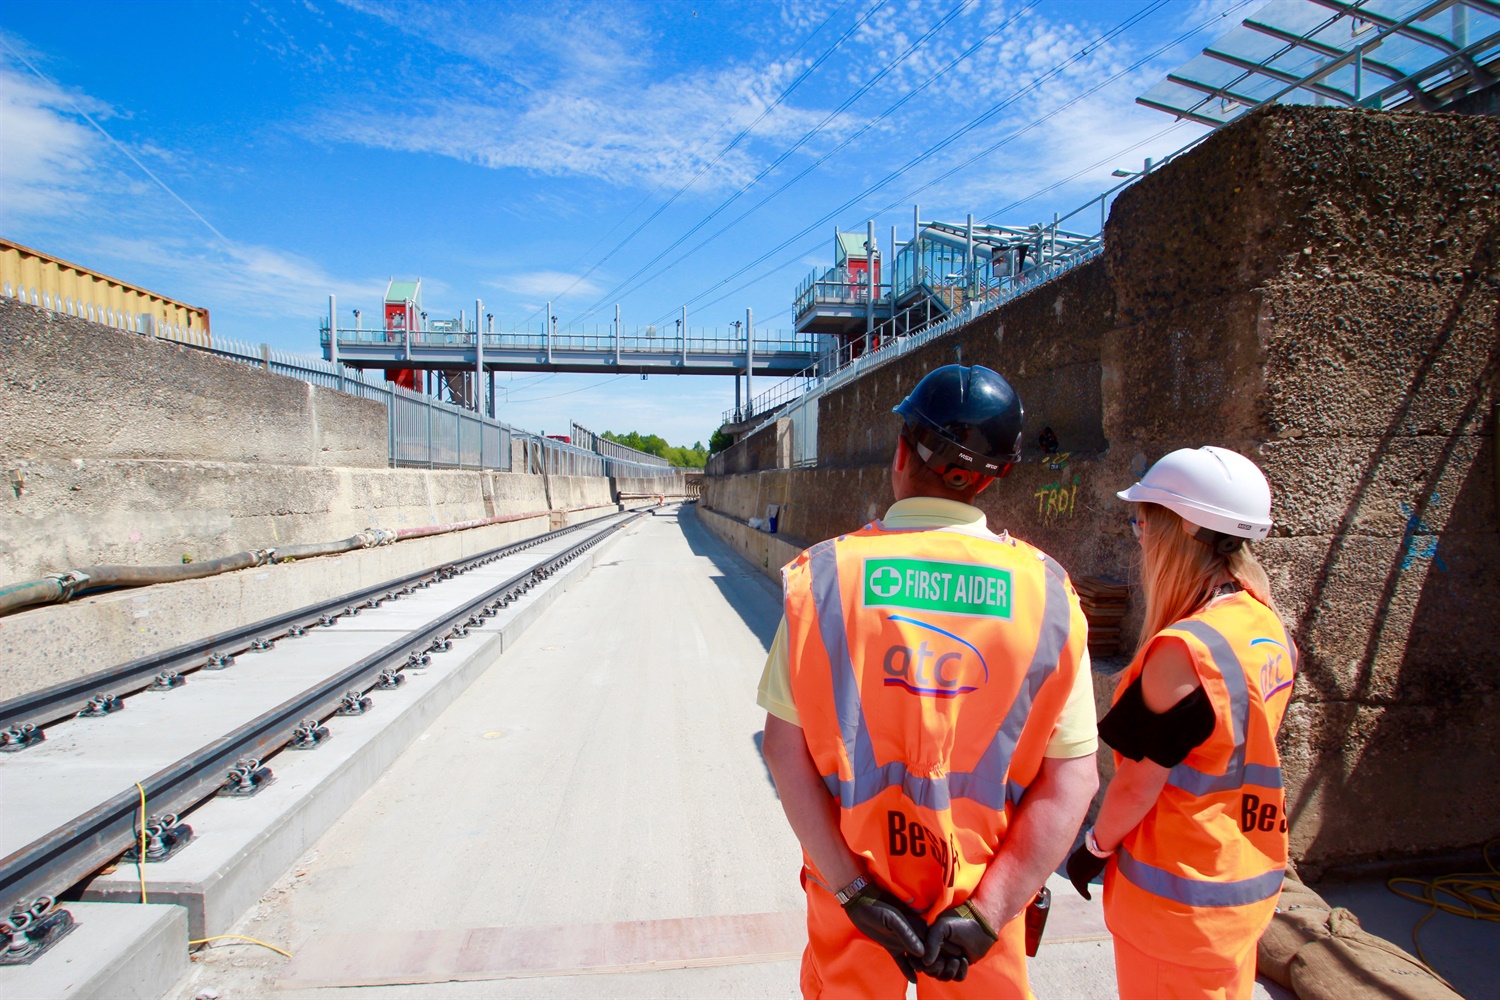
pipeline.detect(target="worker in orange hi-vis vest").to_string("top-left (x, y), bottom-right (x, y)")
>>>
top-left (1066, 447), bottom-right (1297, 1000)
top-left (759, 365), bottom-right (1100, 998)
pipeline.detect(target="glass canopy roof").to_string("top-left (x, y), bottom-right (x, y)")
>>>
top-left (1139, 0), bottom-right (1500, 126)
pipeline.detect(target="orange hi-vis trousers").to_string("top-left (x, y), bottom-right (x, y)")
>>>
top-left (1113, 935), bottom-right (1257, 1000)
top-left (798, 878), bottom-right (1035, 1000)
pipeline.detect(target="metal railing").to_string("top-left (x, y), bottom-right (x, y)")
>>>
top-left (183, 332), bottom-right (519, 472)
top-left (730, 128), bottom-right (1230, 435)
top-left (2, 281), bottom-right (208, 347)
top-left (724, 241), bottom-right (1108, 431)
top-left (321, 325), bottom-right (821, 358)
top-left (7, 284), bottom-right (694, 480)
top-left (795, 267), bottom-right (879, 317)
top-left (570, 423), bottom-right (670, 468)
top-left (518, 434), bottom-right (606, 478)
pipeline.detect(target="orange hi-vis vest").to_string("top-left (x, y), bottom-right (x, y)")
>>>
top-left (1103, 591), bottom-right (1298, 970)
top-left (784, 522), bottom-right (1086, 924)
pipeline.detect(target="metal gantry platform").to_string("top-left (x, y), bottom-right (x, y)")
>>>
top-left (322, 326), bottom-right (824, 377)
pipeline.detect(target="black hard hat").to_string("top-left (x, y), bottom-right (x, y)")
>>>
top-left (893, 364), bottom-right (1024, 477)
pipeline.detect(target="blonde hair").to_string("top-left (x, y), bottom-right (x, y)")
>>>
top-left (1136, 503), bottom-right (1281, 649)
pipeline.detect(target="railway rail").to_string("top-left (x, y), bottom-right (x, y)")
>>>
top-left (0, 507), bottom-right (653, 966)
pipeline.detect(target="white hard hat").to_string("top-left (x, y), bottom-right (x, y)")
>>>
top-left (1117, 446), bottom-right (1272, 540)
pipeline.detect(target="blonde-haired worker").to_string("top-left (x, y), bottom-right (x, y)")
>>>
top-left (1066, 447), bottom-right (1297, 999)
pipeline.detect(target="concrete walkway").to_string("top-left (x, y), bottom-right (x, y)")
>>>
top-left (169, 507), bottom-right (1288, 999)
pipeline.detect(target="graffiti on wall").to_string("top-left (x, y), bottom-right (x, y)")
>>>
top-left (1399, 493), bottom-right (1447, 572)
top-left (1035, 475), bottom-right (1079, 526)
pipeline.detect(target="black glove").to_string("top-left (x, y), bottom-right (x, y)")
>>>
top-left (842, 881), bottom-right (928, 983)
top-left (1067, 843), bottom-right (1109, 900)
top-left (921, 901), bottom-right (999, 982)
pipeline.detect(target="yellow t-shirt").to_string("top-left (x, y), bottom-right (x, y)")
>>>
top-left (756, 496), bottom-right (1098, 759)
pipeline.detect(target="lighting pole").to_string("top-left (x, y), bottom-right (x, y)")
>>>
top-left (745, 307), bottom-right (754, 418)
top-left (731, 320), bottom-right (743, 420)
top-left (475, 297), bottom-right (484, 413)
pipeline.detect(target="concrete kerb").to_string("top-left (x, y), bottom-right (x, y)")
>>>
top-left (0, 901), bottom-right (188, 1000)
top-left (695, 506), bottom-right (802, 585)
top-left (78, 516), bottom-right (635, 943)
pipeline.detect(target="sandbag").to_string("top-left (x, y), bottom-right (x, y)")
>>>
top-left (1258, 876), bottom-right (1333, 989)
top-left (1288, 907), bottom-right (1462, 1000)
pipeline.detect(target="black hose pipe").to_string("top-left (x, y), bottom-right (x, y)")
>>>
top-left (0, 529), bottom-right (396, 618)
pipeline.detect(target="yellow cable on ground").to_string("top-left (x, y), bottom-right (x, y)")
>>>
top-left (134, 782), bottom-right (147, 904)
top-left (1386, 839), bottom-right (1500, 967)
top-left (131, 783), bottom-right (293, 960)
top-left (187, 935), bottom-right (293, 959)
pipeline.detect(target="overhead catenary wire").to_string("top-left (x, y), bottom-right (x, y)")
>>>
top-left (641, 0), bottom-right (1178, 324)
top-left (569, 0), bottom-right (982, 325)
top-left (503, 373), bottom-right (633, 404)
top-left (512, 0), bottom-right (859, 327)
top-left (624, 0), bottom-right (1047, 327)
top-left (653, 0), bottom-right (1253, 325)
top-left (526, 0), bottom-right (884, 319)
top-left (980, 121), bottom-right (1191, 223)
top-left (865, 1), bottom-right (1255, 223)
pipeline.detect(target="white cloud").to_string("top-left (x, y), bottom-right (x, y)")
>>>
top-left (0, 48), bottom-right (383, 330)
top-left (489, 270), bottom-right (603, 301)
top-left (317, 62), bottom-right (844, 191)
top-left (0, 58), bottom-right (108, 221)
top-left (315, 1), bottom-right (854, 191)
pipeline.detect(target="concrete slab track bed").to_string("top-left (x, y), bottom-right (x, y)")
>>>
top-left (155, 509), bottom-right (1300, 999)
top-left (2, 505), bottom-right (1479, 998)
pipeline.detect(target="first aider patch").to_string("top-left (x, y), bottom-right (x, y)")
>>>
top-left (862, 558), bottom-right (1013, 620)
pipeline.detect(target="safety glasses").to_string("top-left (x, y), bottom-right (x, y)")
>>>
top-left (1129, 518), bottom-right (1143, 541)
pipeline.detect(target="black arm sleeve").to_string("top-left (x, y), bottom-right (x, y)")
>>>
top-left (1098, 677), bottom-right (1216, 768)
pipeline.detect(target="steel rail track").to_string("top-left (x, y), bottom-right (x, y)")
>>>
top-left (0, 508), bottom-right (643, 737)
top-left (0, 510), bottom-right (644, 920)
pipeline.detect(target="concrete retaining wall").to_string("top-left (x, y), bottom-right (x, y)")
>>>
top-left (0, 301), bottom-right (644, 700)
top-left (0, 297), bottom-right (389, 468)
top-left (702, 105), bottom-right (1500, 869)
top-left (0, 460), bottom-right (564, 584)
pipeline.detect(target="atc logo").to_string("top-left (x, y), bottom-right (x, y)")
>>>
top-left (1250, 637), bottom-right (1293, 701)
top-left (881, 615), bottom-right (989, 698)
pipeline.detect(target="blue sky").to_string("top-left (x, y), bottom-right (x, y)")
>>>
top-left (1, 0), bottom-right (1244, 446)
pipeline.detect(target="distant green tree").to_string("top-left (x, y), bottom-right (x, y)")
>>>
top-left (708, 428), bottom-right (733, 454)
top-left (603, 430), bottom-right (707, 469)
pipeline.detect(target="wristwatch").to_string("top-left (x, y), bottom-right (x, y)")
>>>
top-left (835, 874), bottom-right (870, 905)
top-left (1085, 828), bottom-right (1113, 859)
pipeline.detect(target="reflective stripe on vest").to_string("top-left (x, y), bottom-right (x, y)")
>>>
top-left (1161, 619), bottom-right (1284, 796)
top-left (1116, 847), bottom-right (1285, 907)
top-left (807, 538), bottom-right (1074, 812)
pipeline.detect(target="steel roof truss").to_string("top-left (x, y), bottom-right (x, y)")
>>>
top-left (1134, 95), bottom-right (1228, 126)
top-left (1199, 48), bottom-right (1360, 103)
top-left (1241, 18), bottom-right (1409, 80)
top-left (1165, 73), bottom-right (1290, 110)
top-left (1307, 0), bottom-right (1495, 84)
